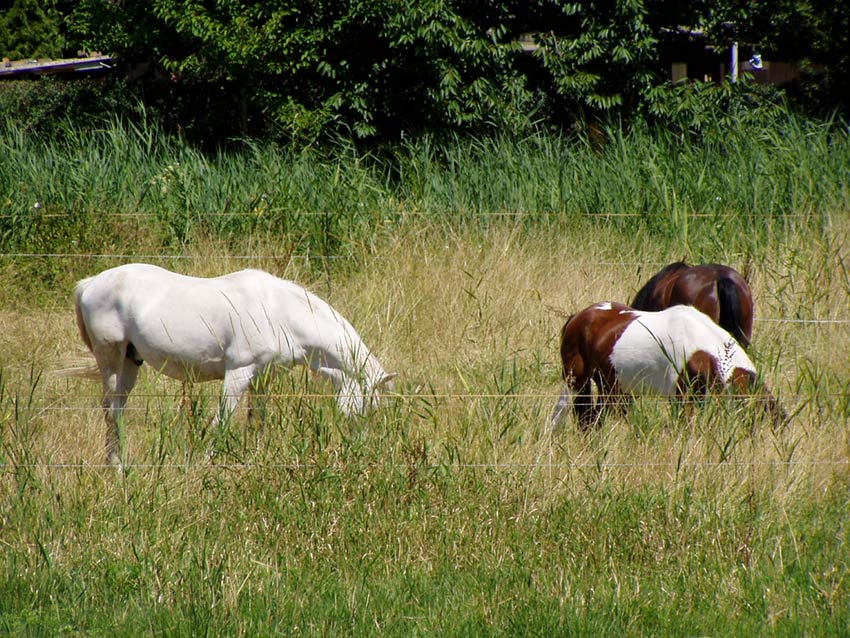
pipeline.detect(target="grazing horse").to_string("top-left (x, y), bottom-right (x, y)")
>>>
top-left (74, 263), bottom-right (396, 469)
top-left (550, 303), bottom-right (784, 431)
top-left (631, 262), bottom-right (753, 347)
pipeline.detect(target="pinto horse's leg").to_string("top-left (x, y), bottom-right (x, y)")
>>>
top-left (98, 345), bottom-right (140, 472)
top-left (550, 385), bottom-right (571, 430)
top-left (572, 376), bottom-right (599, 432)
top-left (596, 368), bottom-right (631, 423)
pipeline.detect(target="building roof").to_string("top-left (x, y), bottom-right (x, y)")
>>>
top-left (0, 54), bottom-right (114, 78)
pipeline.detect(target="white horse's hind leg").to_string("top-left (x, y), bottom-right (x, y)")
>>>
top-left (99, 347), bottom-right (140, 471)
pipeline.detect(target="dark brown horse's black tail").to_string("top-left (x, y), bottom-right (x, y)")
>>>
top-left (717, 277), bottom-right (750, 348)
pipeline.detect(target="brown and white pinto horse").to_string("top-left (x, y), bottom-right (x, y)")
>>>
top-left (550, 303), bottom-right (784, 431)
top-left (631, 262), bottom-right (754, 347)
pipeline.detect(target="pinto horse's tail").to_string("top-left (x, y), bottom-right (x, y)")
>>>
top-left (716, 277), bottom-right (750, 348)
top-left (558, 314), bottom-right (578, 380)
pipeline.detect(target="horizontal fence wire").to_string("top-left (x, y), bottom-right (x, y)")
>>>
top-left (1, 251), bottom-right (841, 271)
top-left (755, 318), bottom-right (850, 324)
top-left (0, 252), bottom-right (344, 261)
top-left (1, 253), bottom-right (848, 326)
top-left (4, 314), bottom-right (848, 326)
top-left (3, 391), bottom-right (850, 412)
top-left (0, 252), bottom-right (738, 264)
top-left (2, 459), bottom-right (848, 472)
top-left (11, 390), bottom-right (850, 400)
top-left (0, 210), bottom-right (823, 220)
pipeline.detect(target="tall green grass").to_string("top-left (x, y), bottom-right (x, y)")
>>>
top-left (2, 109), bottom-right (848, 292)
top-left (1, 368), bottom-right (848, 636)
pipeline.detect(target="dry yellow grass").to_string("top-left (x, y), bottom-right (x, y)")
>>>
top-left (2, 218), bottom-right (848, 506)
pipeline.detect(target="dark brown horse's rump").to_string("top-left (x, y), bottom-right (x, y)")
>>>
top-left (631, 261), bottom-right (753, 347)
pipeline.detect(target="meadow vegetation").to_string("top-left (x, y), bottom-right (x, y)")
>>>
top-left (1, 111), bottom-right (849, 635)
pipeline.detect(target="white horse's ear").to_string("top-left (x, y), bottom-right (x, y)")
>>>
top-left (379, 372), bottom-right (398, 387)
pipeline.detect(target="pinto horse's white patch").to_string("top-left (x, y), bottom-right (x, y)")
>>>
top-left (610, 306), bottom-right (755, 396)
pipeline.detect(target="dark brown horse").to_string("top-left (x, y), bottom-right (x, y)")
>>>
top-left (631, 262), bottom-right (754, 348)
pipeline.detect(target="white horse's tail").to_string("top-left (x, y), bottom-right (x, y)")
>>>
top-left (53, 353), bottom-right (101, 380)
top-left (58, 277), bottom-right (100, 380)
top-left (74, 276), bottom-right (95, 353)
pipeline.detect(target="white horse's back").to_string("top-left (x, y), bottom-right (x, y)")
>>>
top-left (76, 264), bottom-right (378, 380)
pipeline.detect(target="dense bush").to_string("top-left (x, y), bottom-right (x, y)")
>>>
top-left (62, 0), bottom-right (848, 143)
top-left (0, 0), bottom-right (71, 60)
top-left (2, 1), bottom-right (848, 144)
top-left (0, 76), bottom-right (138, 137)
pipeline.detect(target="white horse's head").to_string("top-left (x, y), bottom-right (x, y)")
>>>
top-left (321, 367), bottom-right (397, 416)
top-left (366, 371), bottom-right (397, 412)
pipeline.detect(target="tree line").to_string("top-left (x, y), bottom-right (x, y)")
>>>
top-left (1, 0), bottom-right (847, 144)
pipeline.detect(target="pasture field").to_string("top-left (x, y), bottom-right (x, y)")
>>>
top-left (1, 116), bottom-right (850, 635)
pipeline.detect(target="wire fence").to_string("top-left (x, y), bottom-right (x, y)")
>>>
top-left (0, 251), bottom-right (343, 261)
top-left (1, 251), bottom-right (848, 323)
top-left (3, 392), bottom-right (846, 473)
top-left (3, 251), bottom-right (847, 324)
top-left (0, 209), bottom-right (825, 221)
top-left (2, 459), bottom-right (848, 472)
top-left (7, 389), bottom-right (849, 403)
top-left (2, 217), bottom-right (845, 472)
top-left (2, 249), bottom-right (844, 270)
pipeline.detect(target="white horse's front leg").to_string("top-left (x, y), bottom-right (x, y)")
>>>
top-left (316, 366), bottom-right (364, 416)
top-left (214, 365), bottom-right (257, 428)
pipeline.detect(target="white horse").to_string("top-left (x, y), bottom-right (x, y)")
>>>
top-left (73, 263), bottom-right (396, 469)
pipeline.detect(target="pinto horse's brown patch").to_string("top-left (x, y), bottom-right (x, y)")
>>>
top-left (677, 349), bottom-right (718, 397)
top-left (557, 302), bottom-right (636, 430)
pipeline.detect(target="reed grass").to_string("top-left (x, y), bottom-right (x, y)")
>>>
top-left (2, 109), bottom-right (848, 298)
top-left (1, 112), bottom-right (849, 635)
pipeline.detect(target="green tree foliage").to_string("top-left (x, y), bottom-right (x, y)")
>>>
top-left (9, 0), bottom-right (845, 142)
top-left (71, 0), bottom-right (709, 142)
top-left (69, 0), bottom-right (536, 142)
top-left (523, 1), bottom-right (659, 113)
top-left (0, 0), bottom-right (71, 59)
